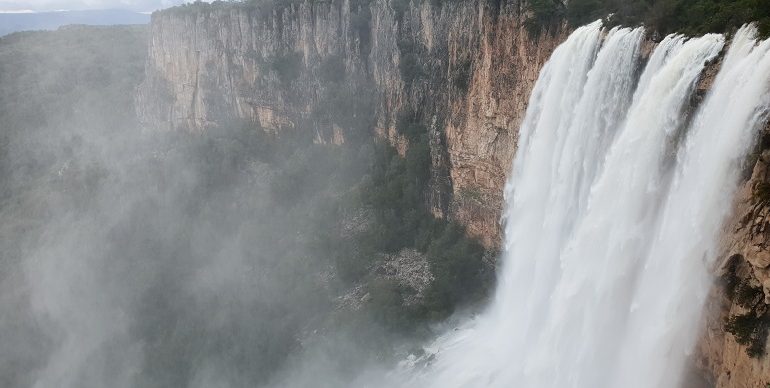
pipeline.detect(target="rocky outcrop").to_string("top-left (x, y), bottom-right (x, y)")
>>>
top-left (696, 122), bottom-right (770, 388)
top-left (368, 0), bottom-right (567, 246)
top-left (136, 1), bottom-right (372, 141)
top-left (441, 12), bottom-right (566, 246)
top-left (136, 2), bottom-right (770, 385)
top-left (336, 248), bottom-right (433, 310)
top-left (136, 0), bottom-right (566, 248)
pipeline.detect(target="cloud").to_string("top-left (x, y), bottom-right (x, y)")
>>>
top-left (0, 0), bottom-right (190, 12)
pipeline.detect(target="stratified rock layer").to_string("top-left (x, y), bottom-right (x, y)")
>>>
top-left (696, 123), bottom-right (770, 388)
top-left (136, 0), bottom-right (566, 248)
top-left (136, 2), bottom-right (770, 385)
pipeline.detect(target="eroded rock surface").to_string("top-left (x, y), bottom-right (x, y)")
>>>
top-left (697, 130), bottom-right (770, 388)
top-left (136, 0), bottom-right (566, 248)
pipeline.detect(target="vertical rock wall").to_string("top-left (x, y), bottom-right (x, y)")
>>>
top-left (135, 1), bottom-right (770, 385)
top-left (696, 121), bottom-right (770, 388)
top-left (135, 0), bottom-right (566, 247)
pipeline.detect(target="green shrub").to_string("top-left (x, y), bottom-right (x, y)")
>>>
top-left (566, 0), bottom-right (604, 26)
top-left (529, 0), bottom-right (565, 22)
top-left (735, 280), bottom-right (764, 309)
top-left (721, 253), bottom-right (769, 358)
top-left (726, 313), bottom-right (760, 345)
top-left (348, 118), bottom-right (491, 322)
top-left (367, 278), bottom-right (411, 330)
top-left (422, 223), bottom-right (490, 319)
top-left (561, 0), bottom-right (770, 37)
top-left (725, 312), bottom-right (770, 358)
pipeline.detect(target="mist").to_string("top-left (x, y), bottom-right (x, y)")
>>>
top-left (0, 24), bottom-right (432, 388)
top-left (4, 2), bottom-right (770, 387)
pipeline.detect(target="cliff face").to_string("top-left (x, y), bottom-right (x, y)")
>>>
top-left (135, 1), bottom-right (770, 385)
top-left (136, 0), bottom-right (566, 248)
top-left (367, 0), bottom-right (566, 246)
top-left (136, 1), bottom-right (371, 141)
top-left (695, 121), bottom-right (770, 388)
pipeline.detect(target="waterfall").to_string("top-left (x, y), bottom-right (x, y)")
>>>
top-left (614, 25), bottom-right (770, 388)
top-left (397, 22), bottom-right (770, 388)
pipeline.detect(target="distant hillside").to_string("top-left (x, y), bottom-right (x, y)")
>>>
top-left (0, 10), bottom-right (149, 36)
top-left (0, 25), bottom-right (148, 387)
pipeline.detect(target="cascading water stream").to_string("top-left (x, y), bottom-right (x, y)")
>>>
top-left (614, 25), bottom-right (770, 388)
top-left (394, 22), bottom-right (770, 388)
top-left (520, 31), bottom-right (724, 388)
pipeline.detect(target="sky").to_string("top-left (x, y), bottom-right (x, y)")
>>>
top-left (0, 0), bottom-right (194, 12)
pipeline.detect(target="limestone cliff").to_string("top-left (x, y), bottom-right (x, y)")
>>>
top-left (135, 1), bottom-right (770, 385)
top-left (135, 0), bottom-right (566, 248)
top-left (136, 0), bottom-right (371, 142)
top-left (695, 120), bottom-right (770, 388)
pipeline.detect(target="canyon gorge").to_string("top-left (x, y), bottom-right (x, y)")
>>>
top-left (135, 2), bottom-right (770, 384)
top-left (1, 0), bottom-right (770, 387)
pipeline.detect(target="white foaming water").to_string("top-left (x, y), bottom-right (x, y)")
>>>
top-left (613, 25), bottom-right (770, 388)
top-left (394, 23), bottom-right (770, 388)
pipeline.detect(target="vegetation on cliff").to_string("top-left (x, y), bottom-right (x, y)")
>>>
top-left (169, 0), bottom-right (770, 38)
top-left (721, 254), bottom-right (770, 358)
top-left (0, 25), bottom-right (148, 387)
top-left (0, 22), bottom-right (494, 386)
top-left (529, 0), bottom-right (770, 36)
top-left (265, 111), bottom-right (492, 331)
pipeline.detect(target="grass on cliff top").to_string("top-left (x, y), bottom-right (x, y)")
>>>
top-left (530, 0), bottom-right (770, 37)
top-left (165, 0), bottom-right (770, 40)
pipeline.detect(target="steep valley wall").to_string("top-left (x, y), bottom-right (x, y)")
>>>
top-left (135, 0), bottom-right (567, 248)
top-left (135, 1), bottom-right (770, 386)
top-left (696, 121), bottom-right (770, 388)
